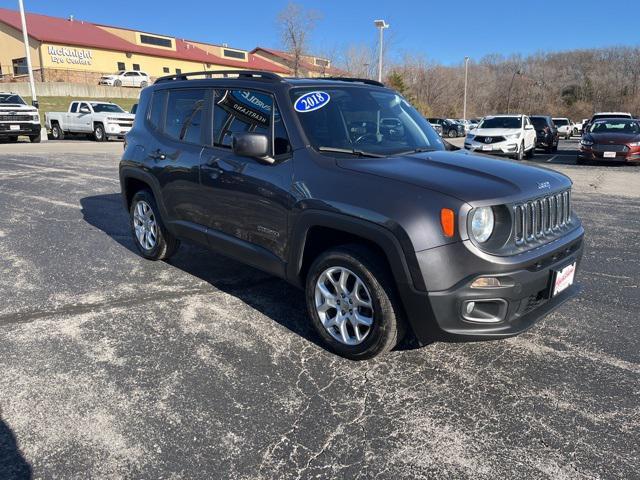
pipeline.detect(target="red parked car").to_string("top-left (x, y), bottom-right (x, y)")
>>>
top-left (578, 118), bottom-right (640, 165)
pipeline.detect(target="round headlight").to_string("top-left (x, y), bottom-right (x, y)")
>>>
top-left (471, 207), bottom-right (494, 243)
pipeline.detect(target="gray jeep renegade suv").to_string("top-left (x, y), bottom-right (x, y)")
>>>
top-left (119, 71), bottom-right (584, 360)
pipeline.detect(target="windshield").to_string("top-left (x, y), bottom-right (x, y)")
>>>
top-left (0, 93), bottom-right (26, 105)
top-left (478, 116), bottom-right (521, 129)
top-left (290, 87), bottom-right (444, 156)
top-left (592, 114), bottom-right (631, 121)
top-left (553, 118), bottom-right (569, 126)
top-left (589, 120), bottom-right (640, 134)
top-left (90, 103), bottom-right (125, 113)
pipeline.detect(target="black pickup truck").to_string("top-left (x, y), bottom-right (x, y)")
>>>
top-left (119, 71), bottom-right (584, 359)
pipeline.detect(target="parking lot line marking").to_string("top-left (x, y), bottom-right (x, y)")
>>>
top-left (546, 155), bottom-right (557, 163)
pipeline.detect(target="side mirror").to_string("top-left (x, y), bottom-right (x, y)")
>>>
top-left (525, 125), bottom-right (534, 130)
top-left (80, 106), bottom-right (90, 114)
top-left (232, 133), bottom-right (273, 164)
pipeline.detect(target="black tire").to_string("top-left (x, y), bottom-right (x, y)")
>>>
top-left (552, 142), bottom-right (558, 153)
top-left (447, 129), bottom-right (457, 138)
top-left (525, 143), bottom-right (535, 159)
top-left (50, 123), bottom-right (64, 140)
top-left (93, 123), bottom-right (105, 142)
top-left (305, 244), bottom-right (405, 360)
top-left (114, 79), bottom-right (122, 87)
top-left (29, 131), bottom-right (41, 143)
top-left (576, 158), bottom-right (587, 165)
top-left (513, 142), bottom-right (524, 160)
top-left (8, 136), bottom-right (18, 143)
top-left (129, 190), bottom-right (179, 261)
top-left (140, 81), bottom-right (148, 88)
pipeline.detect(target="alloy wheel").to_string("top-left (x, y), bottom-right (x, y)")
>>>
top-left (314, 266), bottom-right (374, 345)
top-left (133, 200), bottom-right (158, 250)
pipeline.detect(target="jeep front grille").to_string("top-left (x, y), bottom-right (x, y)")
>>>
top-left (513, 190), bottom-right (571, 245)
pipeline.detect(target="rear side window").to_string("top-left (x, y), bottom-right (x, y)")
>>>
top-left (165, 89), bottom-right (206, 144)
top-left (147, 90), bottom-right (166, 131)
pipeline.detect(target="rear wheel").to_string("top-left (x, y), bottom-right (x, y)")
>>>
top-left (129, 190), bottom-right (179, 260)
top-left (114, 79), bottom-right (122, 87)
top-left (29, 131), bottom-right (41, 143)
top-left (305, 245), bottom-right (405, 360)
top-left (447, 129), bottom-right (457, 138)
top-left (140, 81), bottom-right (148, 88)
top-left (50, 123), bottom-right (64, 140)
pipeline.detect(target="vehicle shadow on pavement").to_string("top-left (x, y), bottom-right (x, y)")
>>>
top-left (79, 193), bottom-right (423, 353)
top-left (79, 193), bottom-right (326, 350)
top-left (0, 413), bottom-right (32, 480)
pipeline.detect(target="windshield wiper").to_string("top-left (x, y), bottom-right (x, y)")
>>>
top-left (393, 147), bottom-right (438, 156)
top-left (317, 146), bottom-right (385, 158)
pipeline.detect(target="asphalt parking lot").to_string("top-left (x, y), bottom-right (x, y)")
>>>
top-left (0, 139), bottom-right (638, 479)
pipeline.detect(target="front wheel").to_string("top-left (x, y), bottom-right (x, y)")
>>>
top-left (140, 81), bottom-right (148, 88)
top-left (525, 143), bottom-right (535, 159)
top-left (305, 245), bottom-right (405, 360)
top-left (129, 190), bottom-right (179, 260)
top-left (513, 142), bottom-right (524, 160)
top-left (93, 123), bottom-right (105, 142)
top-left (114, 79), bottom-right (122, 87)
top-left (50, 123), bottom-right (64, 140)
top-left (29, 131), bottom-right (41, 143)
top-left (447, 129), bottom-right (457, 138)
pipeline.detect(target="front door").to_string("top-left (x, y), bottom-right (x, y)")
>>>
top-left (78, 102), bottom-right (93, 132)
top-left (199, 88), bottom-right (294, 262)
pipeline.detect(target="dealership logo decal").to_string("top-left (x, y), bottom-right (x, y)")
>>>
top-left (48, 46), bottom-right (93, 66)
top-left (537, 181), bottom-right (551, 190)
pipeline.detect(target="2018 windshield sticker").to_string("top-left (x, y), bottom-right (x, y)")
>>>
top-left (294, 91), bottom-right (330, 112)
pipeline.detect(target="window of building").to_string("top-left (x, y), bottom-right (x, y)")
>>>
top-left (175, 68), bottom-right (182, 74)
top-left (132, 64), bottom-right (140, 71)
top-left (222, 49), bottom-right (247, 60)
top-left (147, 90), bottom-right (167, 131)
top-left (165, 89), bottom-right (205, 144)
top-left (314, 58), bottom-right (330, 67)
top-left (213, 89), bottom-right (274, 150)
top-left (163, 67), bottom-right (170, 73)
top-left (117, 62), bottom-right (126, 71)
top-left (140, 34), bottom-right (173, 48)
top-left (12, 57), bottom-right (27, 76)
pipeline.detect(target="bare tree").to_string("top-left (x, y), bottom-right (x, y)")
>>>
top-left (277, 2), bottom-right (321, 77)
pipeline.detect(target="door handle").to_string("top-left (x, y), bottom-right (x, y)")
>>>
top-left (148, 149), bottom-right (167, 161)
top-left (204, 158), bottom-right (224, 177)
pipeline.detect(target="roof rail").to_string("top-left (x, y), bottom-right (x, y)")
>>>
top-left (155, 70), bottom-right (282, 84)
top-left (317, 77), bottom-right (385, 87)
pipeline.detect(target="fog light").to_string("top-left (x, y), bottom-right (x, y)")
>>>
top-left (471, 277), bottom-right (501, 288)
top-left (465, 301), bottom-right (475, 315)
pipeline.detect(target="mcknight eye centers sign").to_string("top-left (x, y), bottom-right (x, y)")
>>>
top-left (48, 45), bottom-right (93, 65)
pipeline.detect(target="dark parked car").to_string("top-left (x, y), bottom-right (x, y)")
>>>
top-left (120, 70), bottom-right (584, 359)
top-left (427, 117), bottom-right (465, 138)
top-left (530, 115), bottom-right (559, 153)
top-left (578, 118), bottom-right (640, 165)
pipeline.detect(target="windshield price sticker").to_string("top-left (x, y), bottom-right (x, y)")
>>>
top-left (295, 91), bottom-right (330, 112)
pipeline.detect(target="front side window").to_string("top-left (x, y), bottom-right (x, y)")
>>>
top-left (91, 103), bottom-right (125, 113)
top-left (70, 102), bottom-right (78, 113)
top-left (290, 87), bottom-right (443, 156)
top-left (213, 89), bottom-right (272, 149)
top-left (479, 116), bottom-right (522, 129)
top-left (165, 89), bottom-right (206, 144)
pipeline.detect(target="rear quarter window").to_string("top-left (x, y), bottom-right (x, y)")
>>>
top-left (147, 90), bottom-right (167, 131)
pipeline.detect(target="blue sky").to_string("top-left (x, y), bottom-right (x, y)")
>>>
top-left (2, 0), bottom-right (639, 66)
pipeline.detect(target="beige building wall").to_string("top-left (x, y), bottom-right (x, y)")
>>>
top-left (0, 22), bottom-right (42, 76)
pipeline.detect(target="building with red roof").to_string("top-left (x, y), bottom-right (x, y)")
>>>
top-left (0, 8), bottom-right (337, 85)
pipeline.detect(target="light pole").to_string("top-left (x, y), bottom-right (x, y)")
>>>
top-left (463, 56), bottom-right (469, 121)
top-left (374, 19), bottom-right (389, 83)
top-left (18, 0), bottom-right (37, 107)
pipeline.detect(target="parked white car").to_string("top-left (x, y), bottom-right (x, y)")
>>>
top-left (0, 92), bottom-right (41, 143)
top-left (99, 70), bottom-right (150, 88)
top-left (552, 118), bottom-right (573, 139)
top-left (463, 114), bottom-right (537, 160)
top-left (45, 101), bottom-right (134, 141)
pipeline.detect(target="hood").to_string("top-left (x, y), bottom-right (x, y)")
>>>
top-left (101, 75), bottom-right (117, 79)
top-left (0, 104), bottom-right (37, 113)
top-left (471, 127), bottom-right (521, 137)
top-left (588, 132), bottom-right (640, 144)
top-left (336, 150), bottom-right (571, 205)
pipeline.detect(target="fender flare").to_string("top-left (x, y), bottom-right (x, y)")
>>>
top-left (286, 209), bottom-right (426, 292)
top-left (119, 165), bottom-right (170, 221)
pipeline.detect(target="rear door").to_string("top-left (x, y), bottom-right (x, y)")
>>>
top-left (199, 88), bottom-right (294, 262)
top-left (144, 87), bottom-right (211, 240)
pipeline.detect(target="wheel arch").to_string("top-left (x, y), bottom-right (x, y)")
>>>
top-left (119, 167), bottom-right (169, 221)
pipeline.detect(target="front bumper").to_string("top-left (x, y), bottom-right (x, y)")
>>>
top-left (105, 123), bottom-right (132, 137)
top-left (400, 226), bottom-right (584, 343)
top-left (99, 79), bottom-right (116, 86)
top-left (578, 148), bottom-right (640, 163)
top-left (464, 140), bottom-right (519, 156)
top-left (0, 122), bottom-right (40, 136)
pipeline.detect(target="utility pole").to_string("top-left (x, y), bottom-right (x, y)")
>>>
top-left (18, 0), bottom-right (37, 107)
top-left (506, 69), bottom-right (522, 114)
top-left (374, 19), bottom-right (389, 83)
top-left (463, 56), bottom-right (469, 121)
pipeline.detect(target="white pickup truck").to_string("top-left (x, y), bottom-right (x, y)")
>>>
top-left (0, 92), bottom-right (42, 143)
top-left (45, 100), bottom-right (134, 141)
